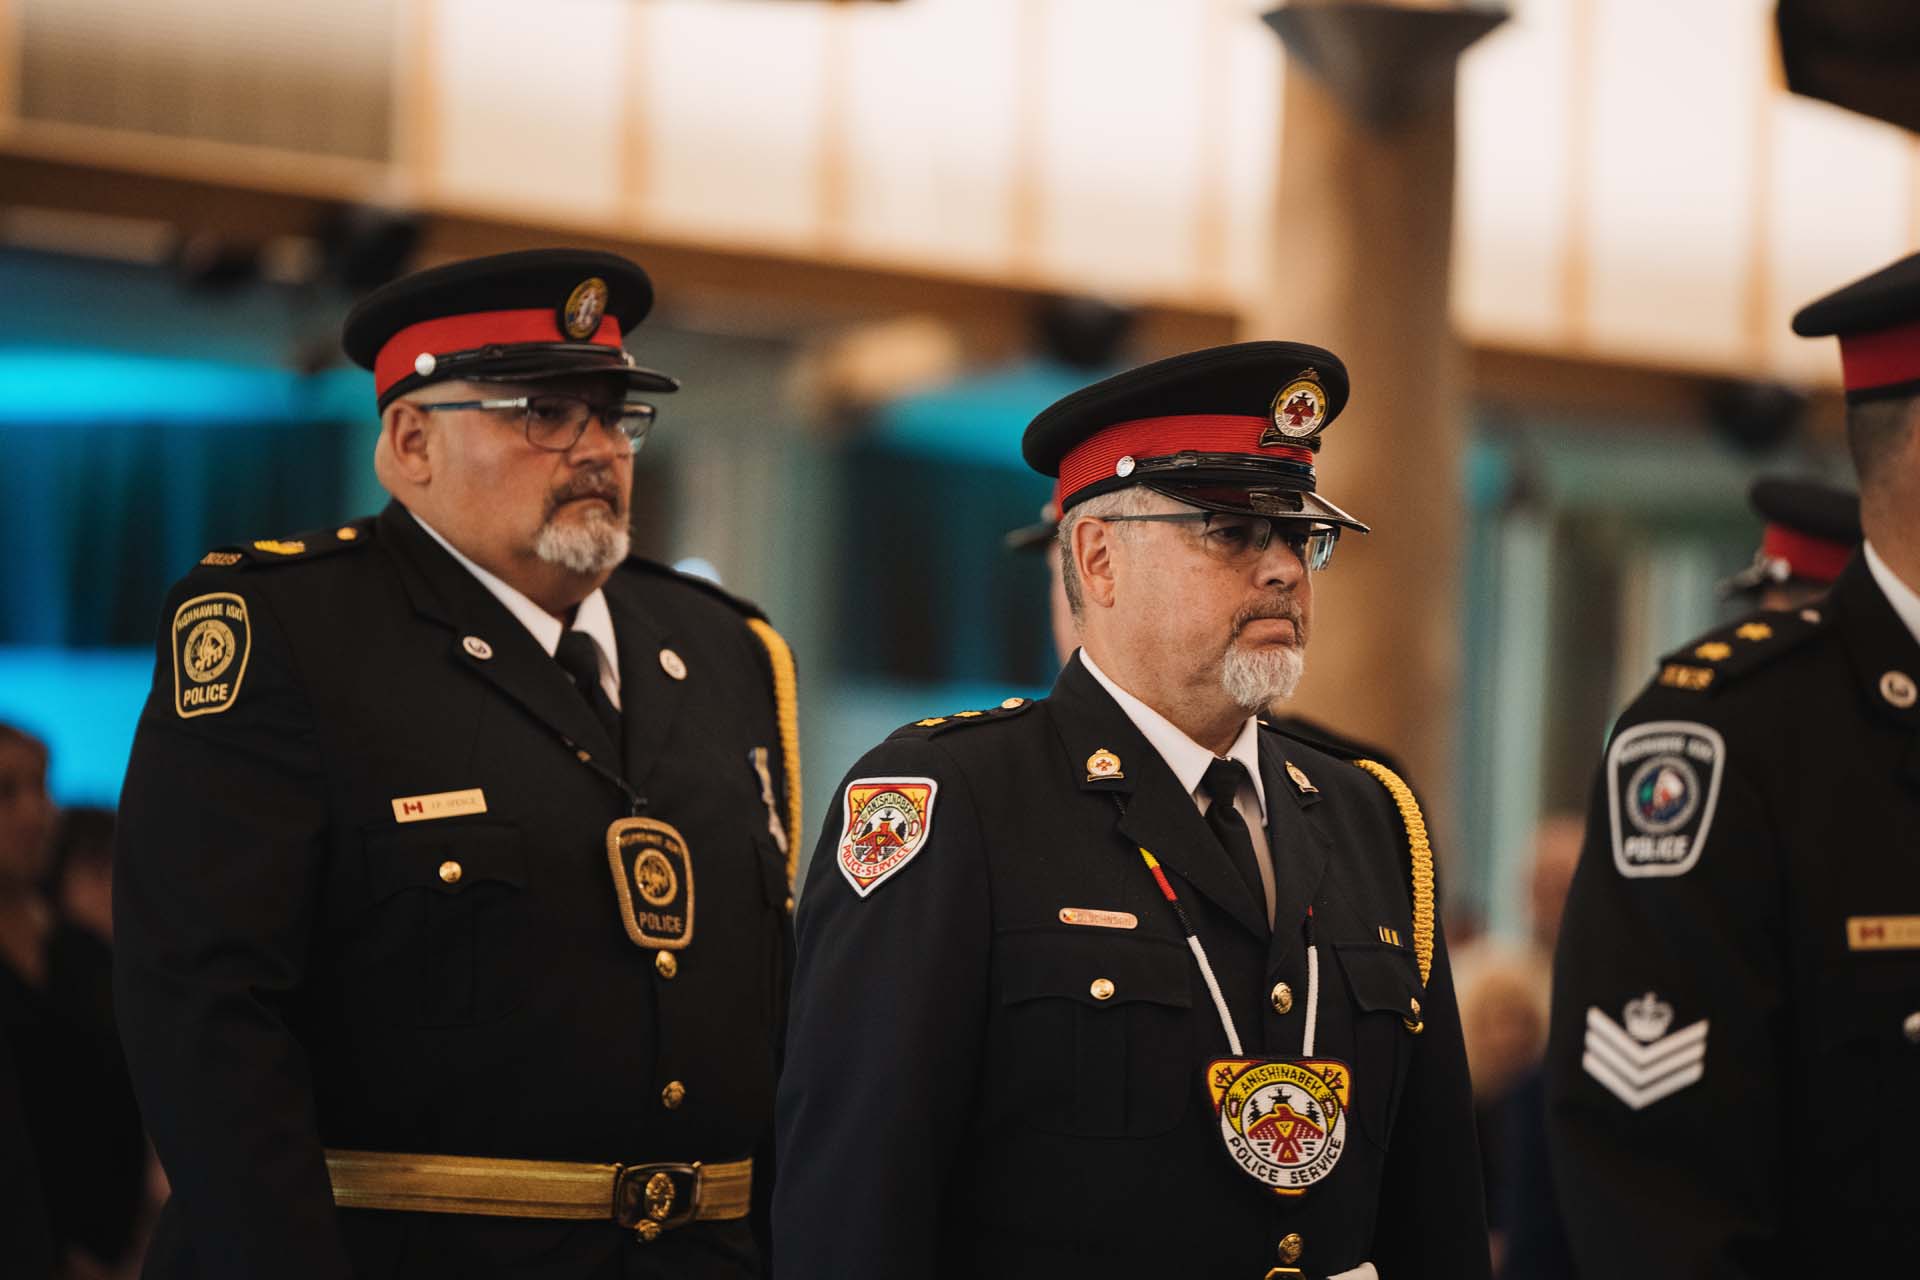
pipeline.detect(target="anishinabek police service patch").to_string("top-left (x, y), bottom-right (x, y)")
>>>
top-left (1206, 1057), bottom-right (1352, 1195)
top-left (836, 777), bottom-right (937, 898)
top-left (1606, 721), bottom-right (1726, 878)
top-left (172, 592), bottom-right (251, 718)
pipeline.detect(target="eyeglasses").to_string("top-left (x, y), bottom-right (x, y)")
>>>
top-left (1099, 512), bottom-right (1340, 572)
top-left (417, 393), bottom-right (659, 453)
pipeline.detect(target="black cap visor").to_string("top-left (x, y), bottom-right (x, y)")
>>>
top-left (378, 343), bottom-right (679, 408)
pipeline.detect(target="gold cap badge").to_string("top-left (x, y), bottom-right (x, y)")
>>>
top-left (1261, 368), bottom-right (1328, 444)
top-left (562, 277), bottom-right (609, 340)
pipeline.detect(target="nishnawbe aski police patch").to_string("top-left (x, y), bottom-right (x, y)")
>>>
top-left (1606, 721), bottom-right (1726, 878)
top-left (1206, 1057), bottom-right (1352, 1195)
top-left (172, 592), bottom-right (251, 718)
top-left (836, 777), bottom-right (936, 898)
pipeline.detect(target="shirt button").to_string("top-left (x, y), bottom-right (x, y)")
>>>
top-left (661, 1081), bottom-right (686, 1110)
top-left (438, 861), bottom-right (462, 885)
top-left (1089, 977), bottom-right (1115, 1001)
top-left (1277, 1231), bottom-right (1304, 1264)
top-left (1270, 981), bottom-right (1294, 1015)
top-left (655, 951), bottom-right (678, 979)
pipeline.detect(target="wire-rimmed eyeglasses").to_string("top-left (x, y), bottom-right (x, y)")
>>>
top-left (1098, 511), bottom-right (1339, 572)
top-left (417, 392), bottom-right (659, 453)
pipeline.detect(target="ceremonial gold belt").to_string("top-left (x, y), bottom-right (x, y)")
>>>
top-left (324, 1149), bottom-right (752, 1241)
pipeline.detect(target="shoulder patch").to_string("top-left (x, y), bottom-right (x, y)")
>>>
top-left (196, 519), bottom-right (374, 571)
top-left (836, 777), bottom-right (938, 898)
top-left (1653, 606), bottom-right (1823, 694)
top-left (1606, 720), bottom-right (1726, 878)
top-left (890, 696), bottom-right (1035, 739)
top-left (619, 558), bottom-right (767, 622)
top-left (172, 591), bottom-right (251, 717)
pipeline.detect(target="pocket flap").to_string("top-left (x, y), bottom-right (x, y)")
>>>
top-left (363, 822), bottom-right (526, 900)
top-left (1332, 941), bottom-right (1423, 1016)
top-left (999, 930), bottom-right (1193, 1010)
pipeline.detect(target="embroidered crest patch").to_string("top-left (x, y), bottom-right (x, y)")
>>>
top-left (1606, 721), bottom-right (1726, 878)
top-left (1582, 993), bottom-right (1707, 1110)
top-left (606, 817), bottom-right (694, 949)
top-left (172, 592), bottom-right (251, 718)
top-left (1206, 1057), bottom-right (1352, 1195)
top-left (836, 777), bottom-right (936, 898)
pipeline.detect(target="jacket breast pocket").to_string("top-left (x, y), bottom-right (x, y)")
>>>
top-left (1330, 941), bottom-right (1423, 1150)
top-left (995, 930), bottom-right (1195, 1138)
top-left (354, 822), bottom-right (528, 1028)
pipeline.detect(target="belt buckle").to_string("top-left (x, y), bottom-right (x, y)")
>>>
top-left (614, 1162), bottom-right (701, 1242)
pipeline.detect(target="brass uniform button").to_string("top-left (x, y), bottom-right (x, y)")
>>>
top-left (655, 951), bottom-right (678, 979)
top-left (1089, 977), bottom-right (1115, 1001)
top-left (1270, 981), bottom-right (1294, 1015)
top-left (1904, 1011), bottom-right (1920, 1044)
top-left (661, 1080), bottom-right (687, 1110)
top-left (438, 860), bottom-right (462, 885)
top-left (1277, 1231), bottom-right (1304, 1264)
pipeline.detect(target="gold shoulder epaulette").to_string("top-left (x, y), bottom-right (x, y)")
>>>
top-left (197, 522), bottom-right (371, 570)
top-left (1654, 605), bottom-right (1824, 694)
top-left (895, 696), bottom-right (1036, 737)
top-left (1351, 759), bottom-right (1435, 1003)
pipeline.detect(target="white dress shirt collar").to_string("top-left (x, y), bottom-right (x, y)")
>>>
top-left (1864, 541), bottom-right (1920, 650)
top-left (1078, 648), bottom-right (1268, 823)
top-left (409, 510), bottom-right (622, 705)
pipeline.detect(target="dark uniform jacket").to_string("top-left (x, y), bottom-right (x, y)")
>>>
top-left (115, 502), bottom-right (795, 1280)
top-left (775, 654), bottom-right (1489, 1280)
top-left (1548, 554), bottom-right (1920, 1276)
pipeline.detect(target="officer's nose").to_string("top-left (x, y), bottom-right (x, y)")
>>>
top-left (1254, 528), bottom-right (1306, 591)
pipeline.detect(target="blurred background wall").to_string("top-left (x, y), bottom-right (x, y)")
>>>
top-left (0, 0), bottom-right (1907, 941)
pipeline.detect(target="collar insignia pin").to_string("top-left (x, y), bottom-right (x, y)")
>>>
top-left (1880, 670), bottom-right (1916, 709)
top-left (660, 648), bottom-right (687, 681)
top-left (1086, 748), bottom-right (1124, 782)
top-left (1287, 761), bottom-right (1317, 794)
top-left (462, 635), bottom-right (494, 661)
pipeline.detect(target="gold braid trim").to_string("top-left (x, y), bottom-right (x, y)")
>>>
top-left (746, 618), bottom-right (802, 886)
top-left (1352, 759), bottom-right (1435, 988)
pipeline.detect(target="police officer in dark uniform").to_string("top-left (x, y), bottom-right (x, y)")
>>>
top-left (1547, 253), bottom-right (1920, 1276)
top-left (114, 250), bottom-right (800, 1279)
top-left (1717, 474), bottom-right (1861, 609)
top-left (777, 343), bottom-right (1489, 1280)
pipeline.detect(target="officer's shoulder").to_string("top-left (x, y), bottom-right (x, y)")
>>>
top-left (886, 696), bottom-right (1040, 743)
top-left (1637, 604), bottom-right (1828, 705)
top-left (614, 557), bottom-right (768, 626)
top-left (186, 517), bottom-right (377, 579)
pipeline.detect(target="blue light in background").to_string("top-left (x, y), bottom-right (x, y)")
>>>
top-left (0, 348), bottom-right (372, 426)
top-left (0, 648), bottom-right (153, 805)
top-left (874, 360), bottom-right (1108, 468)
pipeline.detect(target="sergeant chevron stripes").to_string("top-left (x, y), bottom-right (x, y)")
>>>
top-left (1581, 1006), bottom-right (1708, 1110)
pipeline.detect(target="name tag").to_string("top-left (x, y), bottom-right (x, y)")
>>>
top-left (391, 789), bottom-right (488, 823)
top-left (1846, 915), bottom-right (1920, 951)
top-left (1059, 907), bottom-right (1138, 930)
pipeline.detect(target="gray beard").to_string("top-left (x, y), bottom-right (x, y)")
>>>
top-left (1220, 643), bottom-right (1305, 711)
top-left (534, 508), bottom-right (630, 576)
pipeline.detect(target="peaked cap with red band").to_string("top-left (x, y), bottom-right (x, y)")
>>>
top-left (1717, 475), bottom-right (1861, 599)
top-left (1021, 340), bottom-right (1368, 532)
top-left (1792, 250), bottom-right (1920, 404)
top-left (342, 248), bottom-right (679, 409)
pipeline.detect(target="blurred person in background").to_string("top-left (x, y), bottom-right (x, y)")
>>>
top-left (43, 807), bottom-right (150, 1277)
top-left (780, 343), bottom-right (1489, 1280)
top-left (1548, 252), bottom-right (1920, 1274)
top-left (1716, 475), bottom-right (1861, 611)
top-left (114, 250), bottom-right (800, 1280)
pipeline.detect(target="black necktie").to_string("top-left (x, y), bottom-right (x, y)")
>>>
top-left (555, 630), bottom-right (622, 759)
top-left (1201, 757), bottom-right (1268, 927)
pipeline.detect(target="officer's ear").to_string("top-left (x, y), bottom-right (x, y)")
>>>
top-left (381, 399), bottom-right (437, 487)
top-left (1072, 515), bottom-right (1120, 612)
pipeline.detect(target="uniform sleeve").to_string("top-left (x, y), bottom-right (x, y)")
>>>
top-left (773, 736), bottom-right (991, 1279)
top-left (1546, 709), bottom-right (1787, 1278)
top-left (113, 576), bottom-right (353, 1278)
top-left (1372, 918), bottom-right (1493, 1279)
